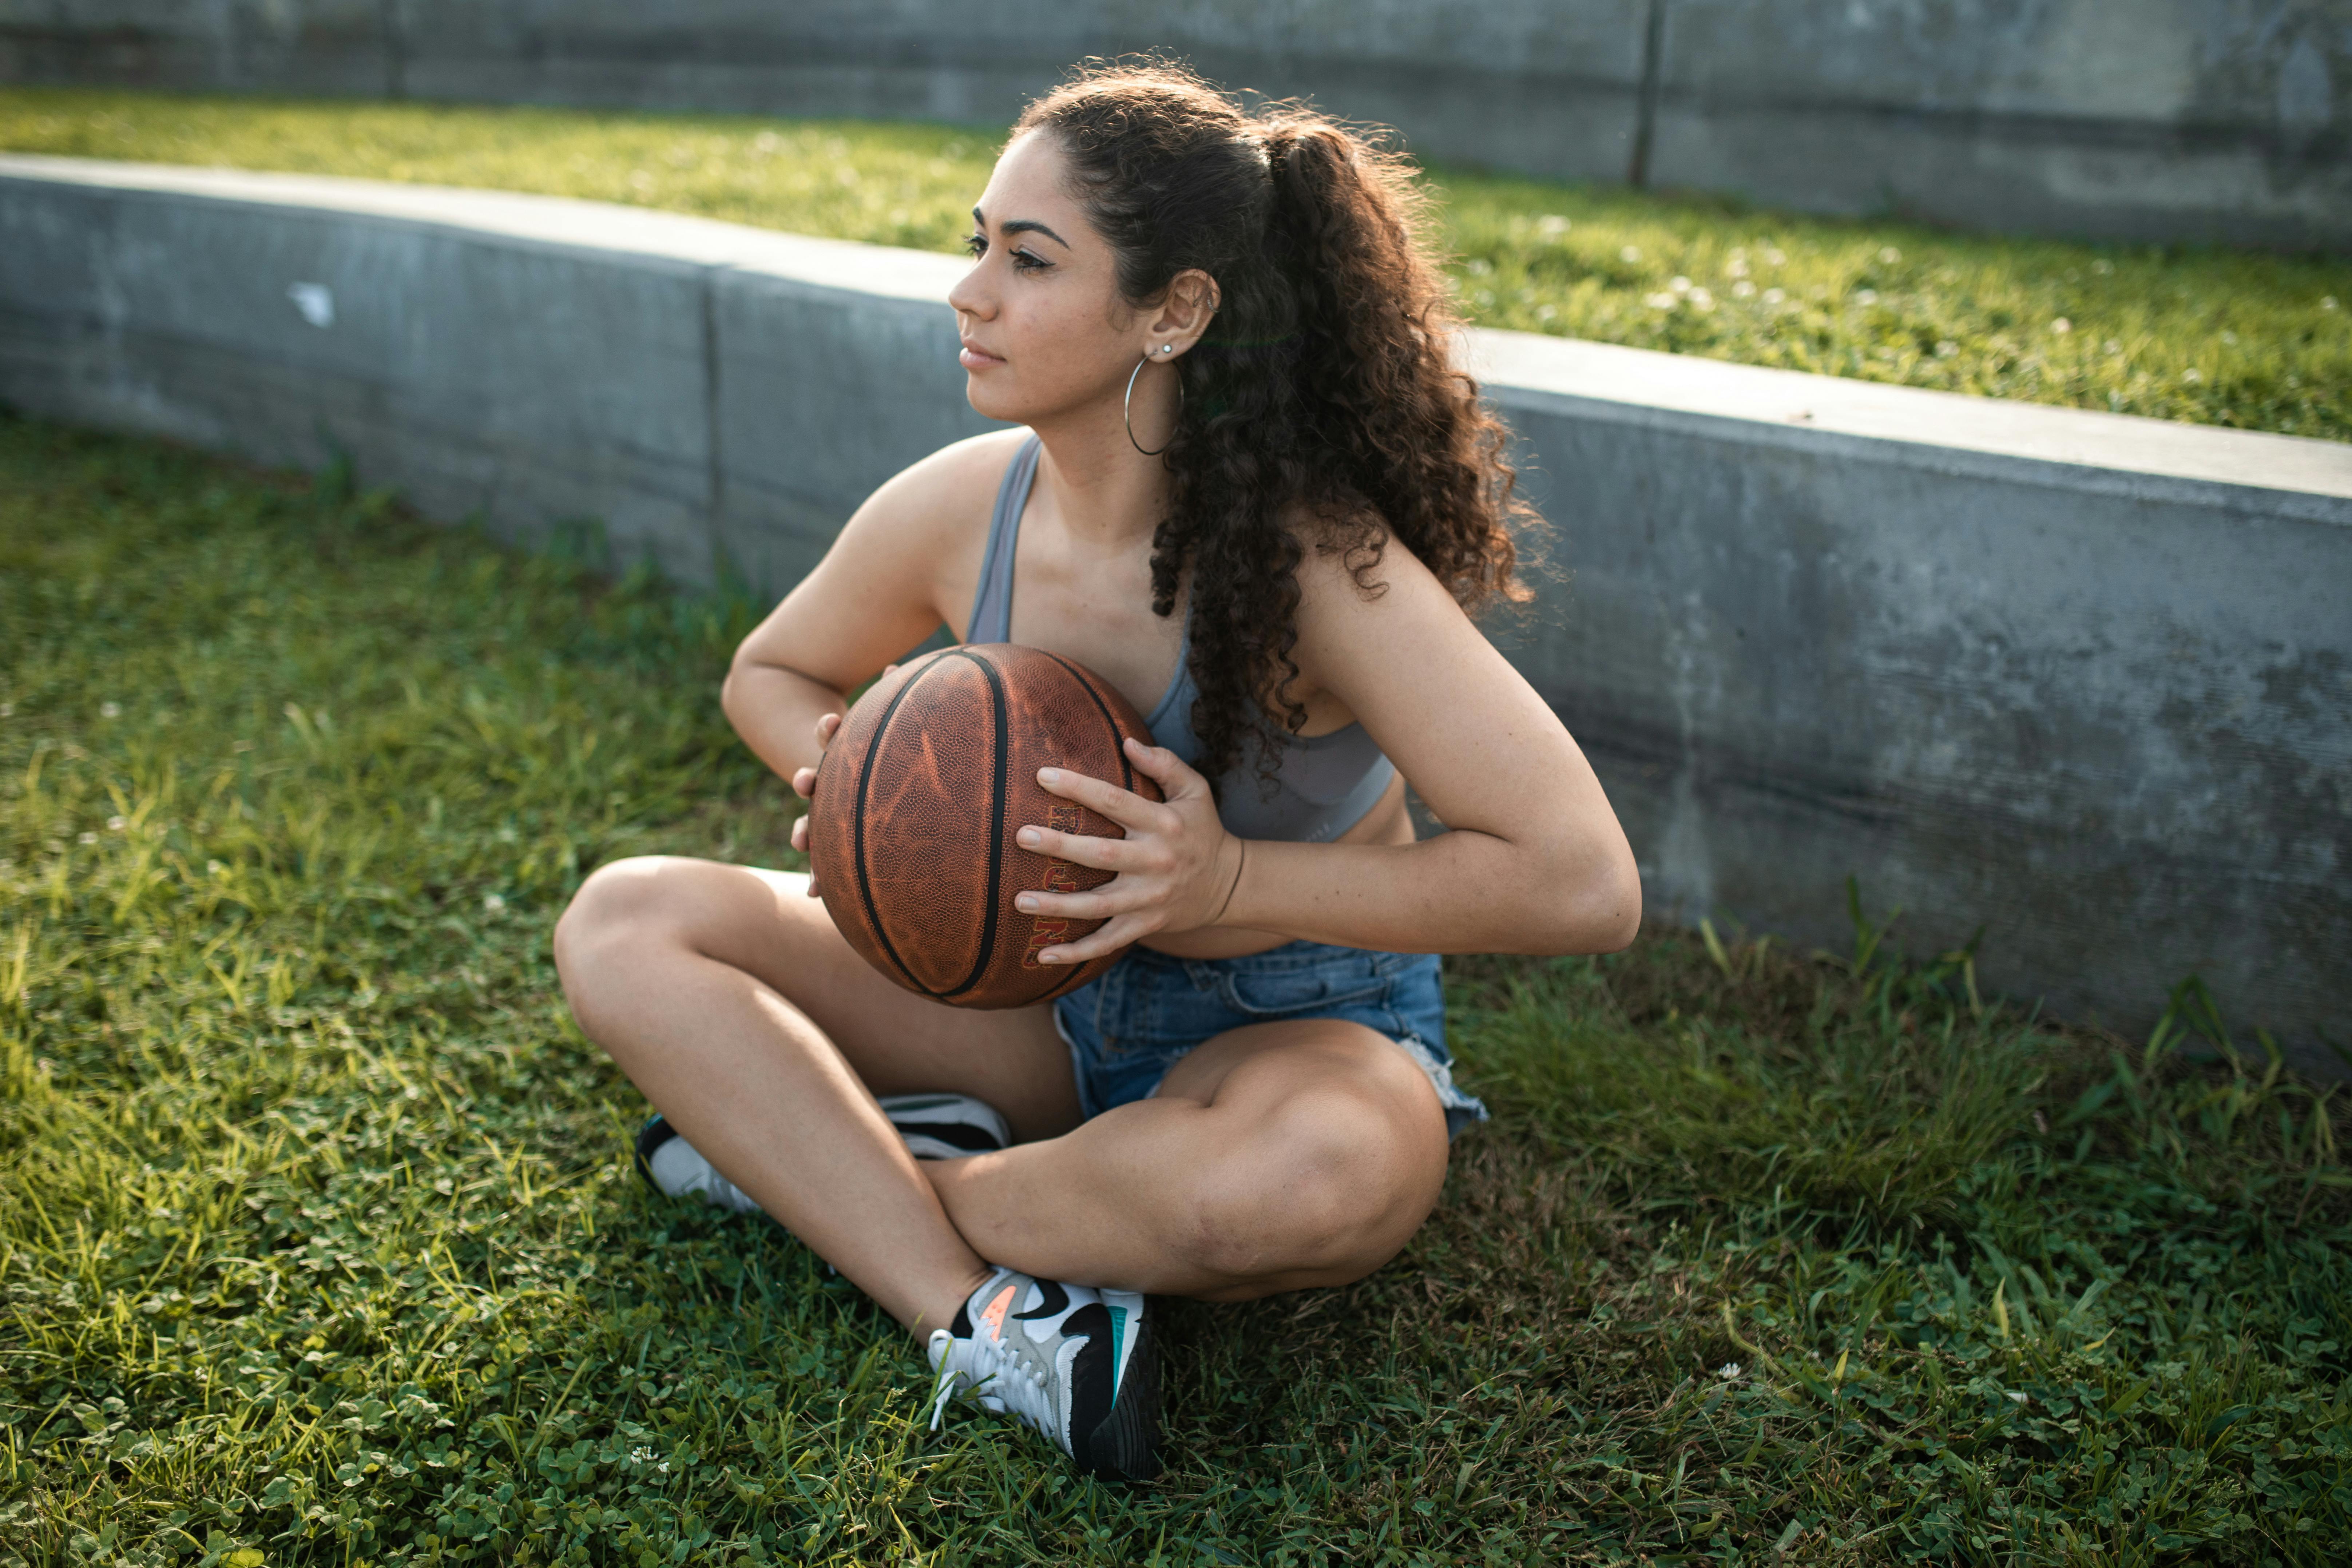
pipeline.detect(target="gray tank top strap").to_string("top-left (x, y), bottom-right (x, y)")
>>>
top-left (1151, 661), bottom-right (1399, 845)
top-left (962, 429), bottom-right (1397, 844)
top-left (966, 433), bottom-right (1041, 645)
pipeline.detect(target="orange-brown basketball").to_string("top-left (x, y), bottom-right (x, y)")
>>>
top-left (807, 644), bottom-right (1165, 1010)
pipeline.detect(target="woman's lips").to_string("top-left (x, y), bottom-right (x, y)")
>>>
top-left (959, 344), bottom-right (1004, 370)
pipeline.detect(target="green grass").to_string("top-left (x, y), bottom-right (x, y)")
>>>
top-left (3, 413), bottom-right (2350, 1565)
top-left (2, 87), bottom-right (2347, 445)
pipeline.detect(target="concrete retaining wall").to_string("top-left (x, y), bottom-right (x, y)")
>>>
top-left (2, 155), bottom-right (2346, 1068)
top-left (3, 1), bottom-right (2347, 250)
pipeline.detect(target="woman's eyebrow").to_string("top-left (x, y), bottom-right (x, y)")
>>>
top-left (971, 207), bottom-right (1071, 250)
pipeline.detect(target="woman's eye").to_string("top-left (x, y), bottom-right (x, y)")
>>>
top-left (965, 234), bottom-right (1047, 272)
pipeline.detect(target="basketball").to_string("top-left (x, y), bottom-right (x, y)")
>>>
top-left (806, 643), bottom-right (1166, 1010)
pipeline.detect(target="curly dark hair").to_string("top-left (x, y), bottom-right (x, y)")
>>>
top-left (1014, 60), bottom-right (1539, 797)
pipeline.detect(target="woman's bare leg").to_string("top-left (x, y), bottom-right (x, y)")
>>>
top-left (924, 1020), bottom-right (1452, 1298)
top-left (552, 856), bottom-right (1077, 1335)
top-left (560, 858), bottom-right (1448, 1319)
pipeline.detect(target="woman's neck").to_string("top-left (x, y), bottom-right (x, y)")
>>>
top-left (1026, 383), bottom-right (1177, 553)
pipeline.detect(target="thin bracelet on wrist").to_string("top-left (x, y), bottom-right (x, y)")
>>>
top-left (1210, 840), bottom-right (1247, 925)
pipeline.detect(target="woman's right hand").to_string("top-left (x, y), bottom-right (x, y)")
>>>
top-left (787, 664), bottom-right (893, 896)
top-left (788, 711), bottom-right (842, 896)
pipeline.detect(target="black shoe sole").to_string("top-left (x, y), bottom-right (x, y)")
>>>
top-left (633, 1114), bottom-right (675, 1190)
top-left (1078, 1315), bottom-right (1162, 1482)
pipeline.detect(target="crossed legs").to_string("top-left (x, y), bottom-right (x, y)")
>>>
top-left (553, 855), bottom-right (1451, 1336)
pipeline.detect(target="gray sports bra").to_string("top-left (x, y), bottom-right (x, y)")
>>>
top-left (967, 435), bottom-right (1397, 844)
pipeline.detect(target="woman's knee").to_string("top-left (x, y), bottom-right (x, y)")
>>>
top-left (553, 856), bottom-right (699, 1020)
top-left (1178, 1084), bottom-right (1444, 1283)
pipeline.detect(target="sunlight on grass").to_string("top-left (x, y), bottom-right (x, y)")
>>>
top-left (1440, 180), bottom-right (2349, 442)
top-left (2, 417), bottom-right (2348, 1561)
top-left (2, 86), bottom-right (2346, 445)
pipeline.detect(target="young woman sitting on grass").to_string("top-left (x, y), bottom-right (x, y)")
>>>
top-left (554, 61), bottom-right (1639, 1481)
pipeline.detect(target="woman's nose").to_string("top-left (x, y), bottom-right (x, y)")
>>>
top-left (947, 267), bottom-right (990, 320)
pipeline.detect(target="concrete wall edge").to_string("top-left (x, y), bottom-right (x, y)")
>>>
top-left (7, 156), bottom-right (2341, 512)
top-left (1487, 388), bottom-right (2352, 528)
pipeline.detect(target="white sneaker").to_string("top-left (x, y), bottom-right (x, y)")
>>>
top-left (633, 1114), bottom-right (760, 1213)
top-left (927, 1266), bottom-right (1161, 1480)
top-left (875, 1092), bottom-right (1014, 1160)
top-left (633, 1092), bottom-right (1013, 1213)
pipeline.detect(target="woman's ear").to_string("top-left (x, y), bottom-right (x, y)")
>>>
top-left (1149, 269), bottom-right (1221, 353)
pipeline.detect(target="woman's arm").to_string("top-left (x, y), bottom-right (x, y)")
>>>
top-left (1014, 537), bottom-right (1640, 960)
top-left (722, 436), bottom-right (1007, 785)
top-left (1221, 541), bottom-right (1639, 954)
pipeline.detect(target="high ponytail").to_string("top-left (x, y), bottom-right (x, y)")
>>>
top-left (1014, 61), bottom-right (1535, 795)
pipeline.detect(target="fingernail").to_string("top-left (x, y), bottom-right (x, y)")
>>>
top-left (1018, 827), bottom-right (1041, 849)
top-left (1039, 951), bottom-right (1060, 963)
top-left (1017, 895), bottom-right (1038, 912)
top-left (1039, 767), bottom-right (1059, 784)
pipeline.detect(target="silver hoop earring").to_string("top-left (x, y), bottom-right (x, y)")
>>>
top-left (1124, 351), bottom-right (1182, 457)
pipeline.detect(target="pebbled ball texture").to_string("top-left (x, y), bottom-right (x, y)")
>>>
top-left (807, 644), bottom-right (1165, 1011)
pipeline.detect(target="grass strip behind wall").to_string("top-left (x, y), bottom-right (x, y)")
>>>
top-left (0, 87), bottom-right (2345, 446)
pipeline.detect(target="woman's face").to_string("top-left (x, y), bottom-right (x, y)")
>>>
top-left (949, 131), bottom-right (1155, 427)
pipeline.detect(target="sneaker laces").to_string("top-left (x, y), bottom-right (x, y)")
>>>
top-left (927, 1327), bottom-right (1055, 1440)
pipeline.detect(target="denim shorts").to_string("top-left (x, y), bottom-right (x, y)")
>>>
top-left (1051, 941), bottom-right (1488, 1140)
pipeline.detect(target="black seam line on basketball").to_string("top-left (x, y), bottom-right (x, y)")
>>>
top-left (852, 663), bottom-right (939, 997)
top-left (1039, 650), bottom-right (1136, 793)
top-left (938, 648), bottom-right (1008, 1001)
top-left (1036, 957), bottom-right (1099, 1005)
top-left (1034, 651), bottom-right (1132, 996)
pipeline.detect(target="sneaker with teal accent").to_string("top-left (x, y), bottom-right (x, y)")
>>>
top-left (926, 1266), bottom-right (1160, 1481)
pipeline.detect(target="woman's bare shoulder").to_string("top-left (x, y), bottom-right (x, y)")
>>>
top-left (1277, 509), bottom-right (1466, 709)
top-left (736, 429), bottom-right (1031, 686)
top-left (849, 426), bottom-right (1031, 544)
top-left (1288, 510), bottom-right (1449, 622)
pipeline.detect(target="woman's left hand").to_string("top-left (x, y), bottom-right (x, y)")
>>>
top-left (1014, 735), bottom-right (1244, 965)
